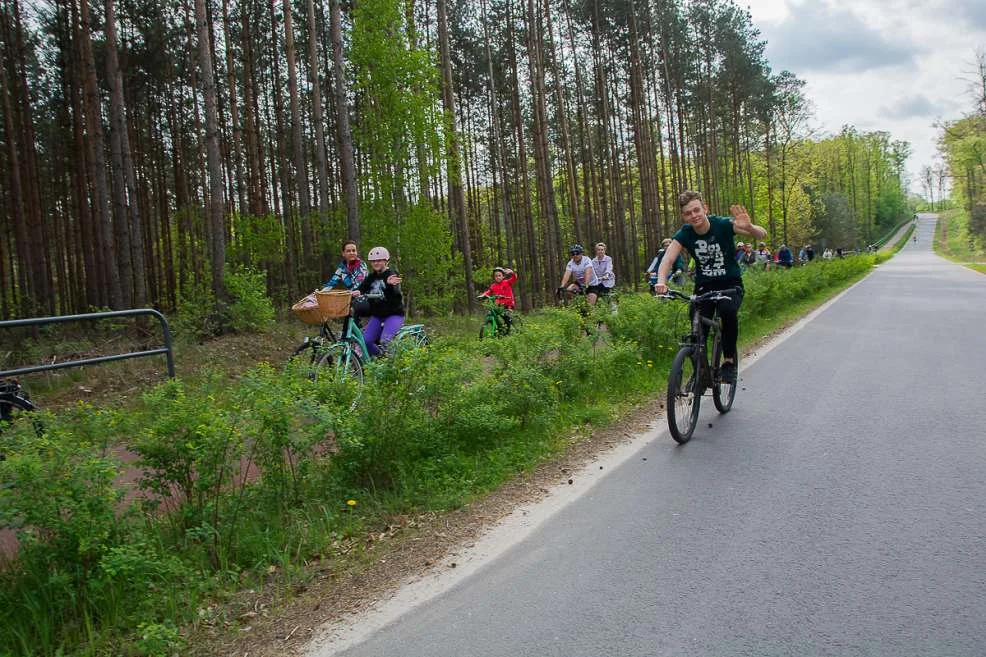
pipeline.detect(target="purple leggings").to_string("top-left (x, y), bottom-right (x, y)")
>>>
top-left (363, 314), bottom-right (404, 356)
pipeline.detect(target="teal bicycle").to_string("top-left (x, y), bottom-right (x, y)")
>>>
top-left (478, 295), bottom-right (513, 338)
top-left (290, 291), bottom-right (428, 406)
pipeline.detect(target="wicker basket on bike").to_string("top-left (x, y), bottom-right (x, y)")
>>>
top-left (292, 290), bottom-right (352, 325)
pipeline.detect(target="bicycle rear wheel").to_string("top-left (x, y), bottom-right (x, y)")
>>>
top-left (711, 330), bottom-right (737, 413)
top-left (390, 327), bottom-right (429, 355)
top-left (667, 346), bottom-right (701, 444)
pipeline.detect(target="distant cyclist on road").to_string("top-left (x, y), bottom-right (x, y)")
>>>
top-left (654, 190), bottom-right (768, 383)
top-left (558, 244), bottom-right (601, 305)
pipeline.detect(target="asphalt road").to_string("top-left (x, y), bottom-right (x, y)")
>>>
top-left (312, 215), bottom-right (986, 657)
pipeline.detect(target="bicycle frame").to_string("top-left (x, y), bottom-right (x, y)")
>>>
top-left (665, 289), bottom-right (734, 387)
top-left (339, 314), bottom-right (371, 359)
top-left (0, 379), bottom-right (35, 421)
top-left (334, 311), bottom-right (424, 359)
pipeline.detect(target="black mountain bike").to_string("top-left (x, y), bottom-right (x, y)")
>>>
top-left (659, 288), bottom-right (738, 444)
top-left (1, 379), bottom-right (39, 459)
top-left (0, 379), bottom-right (36, 426)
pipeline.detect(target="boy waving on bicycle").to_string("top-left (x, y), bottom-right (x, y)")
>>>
top-left (479, 267), bottom-right (518, 332)
top-left (479, 267), bottom-right (518, 310)
top-left (654, 190), bottom-right (767, 383)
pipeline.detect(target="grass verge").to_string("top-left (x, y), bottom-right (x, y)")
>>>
top-left (933, 209), bottom-right (986, 273)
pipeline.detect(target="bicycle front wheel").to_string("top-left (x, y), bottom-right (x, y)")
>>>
top-left (667, 346), bottom-right (701, 444)
top-left (390, 327), bottom-right (429, 355)
top-left (314, 343), bottom-right (365, 406)
top-left (479, 317), bottom-right (497, 339)
top-left (711, 330), bottom-right (737, 413)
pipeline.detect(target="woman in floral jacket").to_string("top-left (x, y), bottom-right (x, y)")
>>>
top-left (321, 240), bottom-right (367, 291)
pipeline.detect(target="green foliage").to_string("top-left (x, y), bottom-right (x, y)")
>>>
top-left (227, 213), bottom-right (285, 269)
top-left (815, 192), bottom-right (857, 248)
top-left (361, 200), bottom-right (462, 316)
top-left (173, 278), bottom-right (221, 341)
top-left (939, 113), bottom-right (986, 239)
top-left (135, 620), bottom-right (185, 657)
top-left (934, 209), bottom-right (986, 264)
top-left (223, 266), bottom-right (276, 333)
top-left (173, 267), bottom-right (275, 340)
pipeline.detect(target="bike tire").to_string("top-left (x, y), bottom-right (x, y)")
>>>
top-left (711, 330), bottom-right (737, 413)
top-left (479, 318), bottom-right (497, 339)
top-left (667, 346), bottom-right (701, 444)
top-left (289, 339), bottom-right (316, 365)
top-left (408, 330), bottom-right (429, 348)
top-left (390, 328), bottom-right (429, 356)
top-left (314, 343), bottom-right (365, 408)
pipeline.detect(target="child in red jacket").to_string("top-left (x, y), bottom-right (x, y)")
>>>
top-left (479, 267), bottom-right (517, 308)
top-left (479, 267), bottom-right (517, 333)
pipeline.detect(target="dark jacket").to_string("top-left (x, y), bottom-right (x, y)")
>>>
top-left (358, 267), bottom-right (405, 318)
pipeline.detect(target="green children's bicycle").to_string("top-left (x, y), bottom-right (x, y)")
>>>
top-left (478, 295), bottom-right (513, 339)
top-left (290, 291), bottom-right (428, 407)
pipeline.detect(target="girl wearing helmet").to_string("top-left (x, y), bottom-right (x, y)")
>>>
top-left (353, 246), bottom-right (404, 356)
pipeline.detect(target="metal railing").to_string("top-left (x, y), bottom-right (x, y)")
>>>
top-left (0, 309), bottom-right (175, 379)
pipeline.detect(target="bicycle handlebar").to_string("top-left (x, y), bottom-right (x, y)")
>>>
top-left (658, 288), bottom-right (738, 304)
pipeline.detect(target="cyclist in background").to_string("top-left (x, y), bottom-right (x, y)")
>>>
top-left (352, 246), bottom-right (404, 356)
top-left (646, 238), bottom-right (685, 292)
top-left (558, 244), bottom-right (601, 305)
top-left (591, 242), bottom-right (615, 299)
top-left (654, 190), bottom-right (768, 383)
top-left (480, 267), bottom-right (518, 309)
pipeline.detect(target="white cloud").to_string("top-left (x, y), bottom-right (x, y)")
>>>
top-left (744, 0), bottom-right (985, 188)
top-left (761, 2), bottom-right (921, 74)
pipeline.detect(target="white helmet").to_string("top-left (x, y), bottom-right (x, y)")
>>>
top-left (367, 246), bottom-right (390, 261)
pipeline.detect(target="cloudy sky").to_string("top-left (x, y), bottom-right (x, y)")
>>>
top-left (743, 0), bottom-right (986, 192)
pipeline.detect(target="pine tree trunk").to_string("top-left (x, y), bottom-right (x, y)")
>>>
top-left (268, 1), bottom-right (297, 294)
top-left (283, 0), bottom-right (312, 267)
top-left (307, 0), bottom-right (330, 223)
top-left (526, 0), bottom-right (561, 279)
top-left (65, 1), bottom-right (99, 308)
top-left (195, 0), bottom-right (227, 302)
top-left (221, 0), bottom-right (246, 214)
top-left (106, 0), bottom-right (145, 307)
top-left (79, 0), bottom-right (121, 308)
top-left (437, 0), bottom-right (476, 310)
top-left (0, 16), bottom-right (33, 315)
top-left (331, 0), bottom-right (359, 241)
top-left (241, 2), bottom-right (267, 216)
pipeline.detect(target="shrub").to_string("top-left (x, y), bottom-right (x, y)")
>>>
top-left (223, 266), bottom-right (276, 333)
top-left (173, 279), bottom-right (221, 341)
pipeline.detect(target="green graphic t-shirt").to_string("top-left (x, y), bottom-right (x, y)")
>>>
top-left (672, 215), bottom-right (742, 286)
